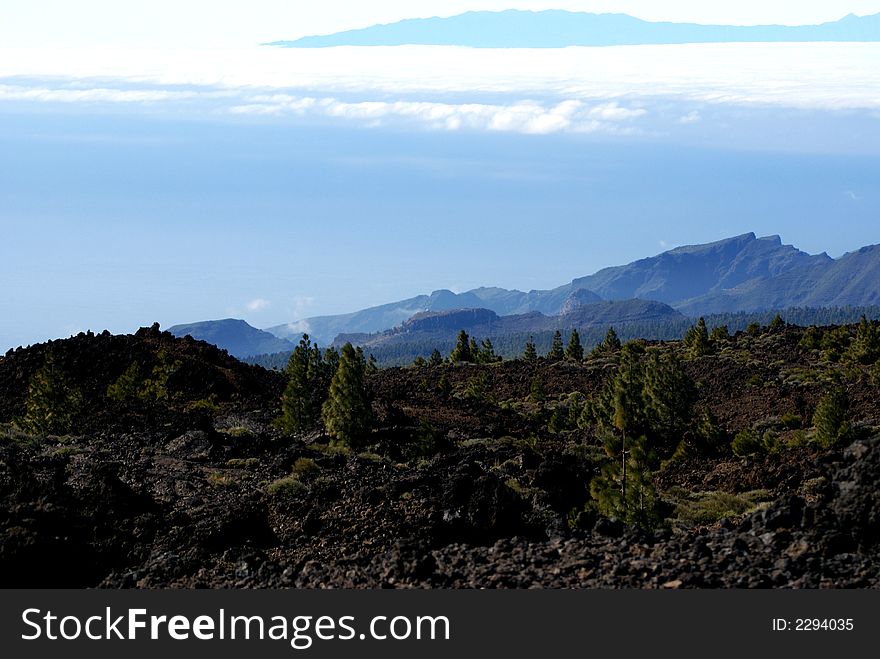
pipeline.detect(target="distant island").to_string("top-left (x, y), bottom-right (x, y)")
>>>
top-left (266, 10), bottom-right (880, 49)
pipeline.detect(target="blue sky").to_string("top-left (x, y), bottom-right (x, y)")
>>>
top-left (1, 2), bottom-right (880, 350)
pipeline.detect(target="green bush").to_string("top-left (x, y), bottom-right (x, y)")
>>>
top-left (226, 457), bottom-right (259, 468)
top-left (267, 476), bottom-right (307, 498)
top-left (670, 489), bottom-right (770, 526)
top-left (732, 429), bottom-right (780, 456)
top-left (292, 457), bottom-right (320, 480)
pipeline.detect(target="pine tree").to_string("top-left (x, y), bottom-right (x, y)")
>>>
top-left (684, 317), bottom-right (712, 357)
top-left (643, 352), bottom-right (696, 446)
top-left (523, 337), bottom-right (538, 361)
top-left (846, 315), bottom-right (880, 365)
top-left (479, 338), bottom-right (501, 363)
top-left (428, 349), bottom-right (444, 367)
top-left (591, 327), bottom-right (621, 357)
top-left (547, 330), bottom-right (564, 362)
top-left (709, 324), bottom-right (730, 345)
top-left (590, 435), bottom-right (658, 527)
top-left (321, 343), bottom-right (372, 448)
top-left (813, 386), bottom-right (850, 448)
top-left (106, 362), bottom-right (142, 401)
top-left (17, 353), bottom-right (84, 435)
top-left (565, 329), bottom-right (583, 362)
top-left (449, 330), bottom-right (473, 363)
top-left (469, 337), bottom-right (481, 362)
top-left (279, 334), bottom-right (323, 434)
top-left (769, 314), bottom-right (786, 331)
top-left (529, 375), bottom-right (545, 403)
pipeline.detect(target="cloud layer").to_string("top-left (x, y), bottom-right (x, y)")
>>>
top-left (0, 43), bottom-right (878, 135)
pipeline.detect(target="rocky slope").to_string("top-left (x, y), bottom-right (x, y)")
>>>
top-left (1, 323), bottom-right (878, 588)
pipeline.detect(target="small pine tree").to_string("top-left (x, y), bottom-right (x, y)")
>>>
top-left (603, 327), bottom-right (621, 352)
top-left (449, 330), bottom-right (473, 363)
top-left (523, 338), bottom-right (538, 361)
top-left (590, 435), bottom-right (658, 528)
top-left (106, 362), bottom-right (142, 401)
top-left (529, 375), bottom-right (545, 403)
top-left (591, 327), bottom-right (621, 358)
top-left (321, 343), bottom-right (372, 448)
top-left (469, 337), bottom-right (481, 362)
top-left (769, 314), bottom-right (786, 331)
top-left (643, 352), bottom-right (696, 446)
top-left (412, 356), bottom-right (427, 368)
top-left (437, 374), bottom-right (452, 398)
top-left (366, 353), bottom-right (379, 375)
top-left (709, 324), bottom-right (730, 345)
top-left (846, 315), bottom-right (880, 365)
top-left (565, 329), bottom-right (583, 362)
top-left (428, 349), bottom-right (444, 367)
top-left (479, 338), bottom-right (501, 363)
top-left (684, 317), bottom-right (712, 357)
top-left (280, 334), bottom-right (324, 434)
top-left (17, 354), bottom-right (84, 435)
top-left (547, 330), bottom-right (565, 362)
top-left (812, 387), bottom-right (851, 448)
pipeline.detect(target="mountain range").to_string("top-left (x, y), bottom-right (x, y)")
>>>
top-left (267, 10), bottom-right (880, 49)
top-left (170, 233), bottom-right (880, 358)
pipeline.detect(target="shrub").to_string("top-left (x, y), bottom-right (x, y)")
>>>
top-left (459, 373), bottom-right (493, 402)
top-left (780, 412), bottom-right (803, 430)
top-left (221, 426), bottom-right (253, 439)
top-left (292, 457), bottom-right (320, 480)
top-left (267, 476), bottom-right (307, 498)
top-left (226, 457), bottom-right (259, 468)
top-left (670, 489), bottom-right (770, 527)
top-left (731, 430), bottom-right (761, 457)
top-left (404, 420), bottom-right (445, 460)
top-left (732, 429), bottom-right (780, 456)
top-left (188, 398), bottom-right (220, 413)
top-left (207, 471), bottom-right (234, 487)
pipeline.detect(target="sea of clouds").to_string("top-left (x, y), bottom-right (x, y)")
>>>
top-left (1, 43), bottom-right (879, 136)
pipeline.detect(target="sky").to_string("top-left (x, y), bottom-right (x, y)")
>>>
top-left (1, 2), bottom-right (879, 351)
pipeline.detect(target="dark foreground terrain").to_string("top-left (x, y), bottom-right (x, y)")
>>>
top-left (1, 322), bottom-right (879, 588)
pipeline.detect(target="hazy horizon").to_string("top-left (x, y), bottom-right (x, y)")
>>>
top-left (2, 2), bottom-right (879, 351)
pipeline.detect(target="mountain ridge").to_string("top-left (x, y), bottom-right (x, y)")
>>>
top-left (176, 233), bottom-right (879, 357)
top-left (267, 10), bottom-right (880, 49)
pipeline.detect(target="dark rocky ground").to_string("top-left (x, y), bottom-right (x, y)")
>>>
top-left (1, 323), bottom-right (878, 588)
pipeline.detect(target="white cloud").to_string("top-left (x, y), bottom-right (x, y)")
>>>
top-left (0, 84), bottom-right (203, 104)
top-left (246, 298), bottom-right (271, 312)
top-left (228, 96), bottom-right (646, 135)
top-left (679, 110), bottom-right (702, 123)
top-left (1, 42), bottom-right (879, 136)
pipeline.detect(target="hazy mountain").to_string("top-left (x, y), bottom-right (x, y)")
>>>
top-left (264, 233), bottom-right (879, 346)
top-left (334, 299), bottom-right (683, 351)
top-left (180, 233), bottom-right (879, 357)
top-left (168, 318), bottom-right (294, 359)
top-left (265, 285), bottom-right (590, 346)
top-left (267, 10), bottom-right (880, 48)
